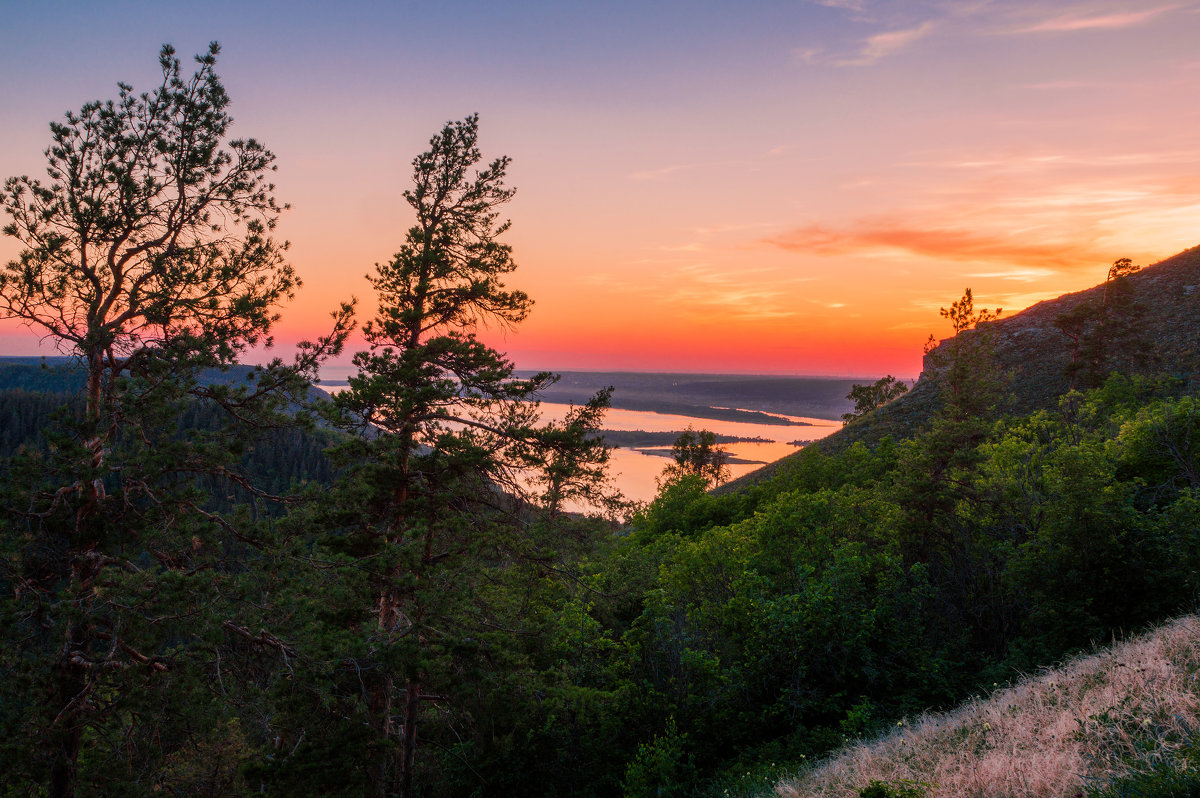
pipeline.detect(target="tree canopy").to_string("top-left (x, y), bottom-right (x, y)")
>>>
top-left (660, 427), bottom-right (730, 488)
top-left (0, 43), bottom-right (347, 797)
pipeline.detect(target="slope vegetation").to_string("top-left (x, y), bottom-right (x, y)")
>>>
top-left (773, 616), bottom-right (1200, 798)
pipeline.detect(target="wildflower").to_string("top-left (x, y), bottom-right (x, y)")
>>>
top-left (984, 723), bottom-right (992, 731)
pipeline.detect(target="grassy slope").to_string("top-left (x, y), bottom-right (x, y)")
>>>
top-left (770, 615), bottom-right (1200, 797)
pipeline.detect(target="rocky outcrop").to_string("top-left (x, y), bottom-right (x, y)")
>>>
top-left (717, 245), bottom-right (1200, 494)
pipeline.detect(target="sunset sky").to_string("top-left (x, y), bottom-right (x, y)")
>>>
top-left (2, 1), bottom-right (1199, 377)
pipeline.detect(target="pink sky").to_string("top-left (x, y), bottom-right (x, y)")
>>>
top-left (3, 1), bottom-right (1199, 377)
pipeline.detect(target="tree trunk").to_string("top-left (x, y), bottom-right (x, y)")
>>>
top-left (398, 679), bottom-right (420, 798)
top-left (367, 673), bottom-right (394, 797)
top-left (369, 587), bottom-right (398, 798)
top-left (47, 624), bottom-right (86, 798)
top-left (85, 350), bottom-right (103, 423)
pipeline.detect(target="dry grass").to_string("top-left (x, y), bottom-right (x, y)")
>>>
top-left (773, 615), bottom-right (1200, 798)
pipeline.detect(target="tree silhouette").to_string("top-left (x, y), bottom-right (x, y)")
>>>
top-left (0, 44), bottom-right (348, 796)
top-left (1055, 258), bottom-right (1149, 388)
top-left (320, 114), bottom-right (613, 797)
top-left (660, 427), bottom-right (730, 487)
top-left (841, 376), bottom-right (909, 424)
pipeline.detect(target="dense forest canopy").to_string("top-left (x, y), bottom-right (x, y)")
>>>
top-left (1, 44), bottom-right (1199, 798)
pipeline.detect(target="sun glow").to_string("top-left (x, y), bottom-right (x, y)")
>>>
top-left (2, 2), bottom-right (1199, 377)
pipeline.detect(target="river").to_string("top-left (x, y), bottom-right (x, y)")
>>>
top-left (318, 385), bottom-right (842, 505)
top-left (537, 402), bottom-right (842, 504)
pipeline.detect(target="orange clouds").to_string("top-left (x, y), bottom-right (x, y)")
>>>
top-left (762, 222), bottom-right (1106, 271)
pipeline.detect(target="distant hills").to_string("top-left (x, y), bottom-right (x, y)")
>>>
top-left (721, 244), bottom-right (1200, 492)
top-left (0, 357), bottom-right (333, 402)
top-left (514, 371), bottom-right (859, 423)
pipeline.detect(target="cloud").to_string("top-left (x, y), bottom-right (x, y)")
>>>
top-left (812, 0), bottom-right (868, 10)
top-left (629, 164), bottom-right (696, 181)
top-left (763, 222), bottom-right (1102, 269)
top-left (621, 262), bottom-right (812, 322)
top-left (1021, 79), bottom-right (1105, 90)
top-left (1015, 4), bottom-right (1180, 33)
top-left (793, 47), bottom-right (825, 65)
top-left (796, 20), bottom-right (936, 67)
top-left (966, 267), bottom-right (1058, 282)
top-left (690, 222), bottom-right (774, 236)
top-left (850, 21), bottom-right (936, 64)
top-left (629, 159), bottom-right (752, 182)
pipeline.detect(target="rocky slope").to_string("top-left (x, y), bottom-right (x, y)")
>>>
top-left (719, 245), bottom-right (1200, 493)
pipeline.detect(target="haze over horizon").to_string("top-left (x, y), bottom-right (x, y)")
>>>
top-left (3, 1), bottom-right (1199, 378)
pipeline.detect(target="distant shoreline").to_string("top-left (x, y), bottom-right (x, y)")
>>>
top-left (321, 370), bottom-right (860, 424)
top-left (318, 382), bottom-right (815, 427)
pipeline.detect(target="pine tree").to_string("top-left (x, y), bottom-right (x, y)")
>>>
top-left (320, 115), bottom-right (613, 796)
top-left (0, 43), bottom-right (349, 796)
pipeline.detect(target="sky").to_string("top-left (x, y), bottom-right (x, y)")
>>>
top-left (2, 0), bottom-right (1199, 378)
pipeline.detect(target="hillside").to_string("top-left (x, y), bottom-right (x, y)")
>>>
top-left (771, 615), bottom-right (1200, 798)
top-left (0, 357), bottom-right (335, 402)
top-left (0, 358), bottom-right (340, 506)
top-left (720, 245), bottom-right (1200, 493)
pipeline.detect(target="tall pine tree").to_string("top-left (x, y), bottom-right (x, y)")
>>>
top-left (318, 114), bottom-right (614, 797)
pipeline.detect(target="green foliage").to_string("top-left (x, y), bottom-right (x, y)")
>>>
top-left (298, 114), bottom-right (615, 796)
top-left (842, 376), bottom-right (909, 425)
top-left (554, 366), bottom-right (1200, 795)
top-left (925, 288), bottom-right (1005, 422)
top-left (0, 43), bottom-right (349, 797)
top-left (0, 48), bottom-right (1194, 798)
top-left (660, 427), bottom-right (731, 488)
top-left (1086, 734), bottom-right (1200, 797)
top-left (1, 43), bottom-right (300, 379)
top-left (858, 779), bottom-right (929, 798)
top-left (622, 719), bottom-right (698, 798)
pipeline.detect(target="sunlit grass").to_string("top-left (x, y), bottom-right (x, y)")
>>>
top-left (770, 615), bottom-right (1200, 797)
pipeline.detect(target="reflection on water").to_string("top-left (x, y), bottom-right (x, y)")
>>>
top-left (316, 385), bottom-right (842, 506)
top-left (537, 403), bottom-right (842, 505)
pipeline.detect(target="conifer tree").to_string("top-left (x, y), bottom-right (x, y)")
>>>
top-left (321, 114), bottom-right (613, 797)
top-left (0, 44), bottom-right (349, 796)
top-left (900, 289), bottom-right (1004, 565)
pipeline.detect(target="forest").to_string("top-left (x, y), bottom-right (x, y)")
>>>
top-left (1, 44), bottom-right (1199, 798)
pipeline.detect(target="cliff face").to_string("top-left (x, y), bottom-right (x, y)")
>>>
top-left (717, 245), bottom-right (1200, 493)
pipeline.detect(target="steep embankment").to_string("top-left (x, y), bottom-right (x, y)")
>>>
top-left (770, 615), bottom-right (1200, 798)
top-left (720, 245), bottom-right (1200, 494)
